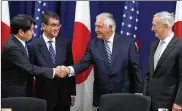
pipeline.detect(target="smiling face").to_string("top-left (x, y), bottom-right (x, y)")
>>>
top-left (151, 16), bottom-right (167, 40)
top-left (42, 17), bottom-right (61, 39)
top-left (95, 17), bottom-right (112, 40)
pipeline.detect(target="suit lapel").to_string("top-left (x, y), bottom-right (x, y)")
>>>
top-left (98, 39), bottom-right (110, 69)
top-left (110, 34), bottom-right (120, 69)
top-left (55, 37), bottom-right (64, 66)
top-left (11, 35), bottom-right (29, 59)
top-left (38, 36), bottom-right (54, 65)
top-left (150, 40), bottom-right (159, 76)
top-left (154, 36), bottom-right (177, 73)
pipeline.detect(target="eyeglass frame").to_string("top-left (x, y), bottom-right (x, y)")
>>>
top-left (46, 23), bottom-right (61, 28)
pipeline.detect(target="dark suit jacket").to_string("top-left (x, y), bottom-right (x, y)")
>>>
top-left (28, 36), bottom-right (76, 107)
top-left (72, 33), bottom-right (143, 106)
top-left (143, 36), bottom-right (182, 111)
top-left (1, 34), bottom-right (53, 98)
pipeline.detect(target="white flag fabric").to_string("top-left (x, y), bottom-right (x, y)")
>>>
top-left (174, 1), bottom-right (182, 38)
top-left (1, 1), bottom-right (10, 47)
top-left (71, 1), bottom-right (94, 111)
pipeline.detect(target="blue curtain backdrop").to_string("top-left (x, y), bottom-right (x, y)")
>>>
top-left (8, 1), bottom-right (176, 83)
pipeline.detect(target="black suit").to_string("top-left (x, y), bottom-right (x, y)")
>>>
top-left (143, 36), bottom-right (182, 111)
top-left (1, 35), bottom-right (53, 98)
top-left (28, 36), bottom-right (76, 111)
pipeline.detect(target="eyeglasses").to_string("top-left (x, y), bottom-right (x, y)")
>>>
top-left (47, 23), bottom-right (61, 28)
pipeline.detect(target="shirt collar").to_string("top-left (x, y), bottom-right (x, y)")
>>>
top-left (107, 32), bottom-right (115, 43)
top-left (42, 33), bottom-right (56, 43)
top-left (161, 32), bottom-right (174, 43)
top-left (14, 35), bottom-right (26, 47)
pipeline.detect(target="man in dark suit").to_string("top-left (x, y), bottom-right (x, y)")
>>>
top-left (28, 11), bottom-right (76, 111)
top-left (1, 14), bottom-right (63, 98)
top-left (143, 11), bottom-right (182, 111)
top-left (61, 12), bottom-right (143, 109)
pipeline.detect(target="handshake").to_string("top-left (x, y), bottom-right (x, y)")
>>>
top-left (55, 65), bottom-right (71, 78)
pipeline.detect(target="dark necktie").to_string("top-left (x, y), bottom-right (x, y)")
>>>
top-left (48, 40), bottom-right (56, 64)
top-left (104, 40), bottom-right (112, 66)
top-left (24, 44), bottom-right (29, 58)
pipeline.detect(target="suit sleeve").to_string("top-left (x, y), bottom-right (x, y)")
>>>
top-left (143, 45), bottom-right (152, 95)
top-left (6, 46), bottom-right (53, 79)
top-left (128, 39), bottom-right (143, 93)
top-left (143, 64), bottom-right (150, 95)
top-left (174, 42), bottom-right (182, 105)
top-left (73, 41), bottom-right (93, 74)
top-left (26, 44), bottom-right (36, 97)
top-left (66, 42), bottom-right (76, 96)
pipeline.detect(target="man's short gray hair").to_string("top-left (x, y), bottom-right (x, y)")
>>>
top-left (96, 12), bottom-right (116, 32)
top-left (154, 11), bottom-right (175, 28)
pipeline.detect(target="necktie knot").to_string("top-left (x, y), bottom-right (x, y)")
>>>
top-left (104, 40), bottom-right (109, 44)
top-left (159, 40), bottom-right (165, 45)
top-left (48, 40), bottom-right (53, 44)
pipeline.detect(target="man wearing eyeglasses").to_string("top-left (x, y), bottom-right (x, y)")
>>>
top-left (28, 11), bottom-right (76, 111)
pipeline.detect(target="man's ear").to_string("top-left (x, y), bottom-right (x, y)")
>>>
top-left (109, 25), bottom-right (113, 32)
top-left (18, 29), bottom-right (24, 36)
top-left (164, 24), bottom-right (169, 29)
top-left (41, 23), bottom-right (46, 31)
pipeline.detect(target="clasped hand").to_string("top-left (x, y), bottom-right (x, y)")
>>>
top-left (55, 65), bottom-right (70, 78)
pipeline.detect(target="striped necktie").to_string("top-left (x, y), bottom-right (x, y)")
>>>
top-left (104, 40), bottom-right (112, 65)
top-left (48, 40), bottom-right (56, 64)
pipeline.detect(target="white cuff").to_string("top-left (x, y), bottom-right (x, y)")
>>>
top-left (68, 66), bottom-right (75, 77)
top-left (53, 68), bottom-right (55, 78)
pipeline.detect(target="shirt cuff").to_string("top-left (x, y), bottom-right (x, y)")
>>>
top-left (53, 68), bottom-right (55, 78)
top-left (68, 66), bottom-right (75, 77)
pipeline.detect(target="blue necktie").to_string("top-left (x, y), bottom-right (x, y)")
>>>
top-left (48, 41), bottom-right (56, 64)
top-left (104, 40), bottom-right (112, 65)
top-left (24, 44), bottom-right (29, 58)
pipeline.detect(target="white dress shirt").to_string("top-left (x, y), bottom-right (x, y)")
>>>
top-left (14, 35), bottom-right (26, 48)
top-left (154, 32), bottom-right (174, 70)
top-left (158, 32), bottom-right (174, 59)
top-left (106, 32), bottom-right (115, 53)
top-left (42, 34), bottom-right (56, 54)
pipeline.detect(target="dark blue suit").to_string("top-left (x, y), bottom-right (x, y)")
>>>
top-left (28, 36), bottom-right (75, 111)
top-left (73, 33), bottom-right (143, 106)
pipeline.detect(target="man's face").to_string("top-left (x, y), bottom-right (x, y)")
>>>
top-left (95, 18), bottom-right (111, 40)
top-left (21, 24), bottom-right (35, 41)
top-left (151, 17), bottom-right (166, 39)
top-left (42, 17), bottom-right (60, 38)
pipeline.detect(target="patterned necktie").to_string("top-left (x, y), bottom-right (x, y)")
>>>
top-left (104, 40), bottom-right (112, 65)
top-left (48, 40), bottom-right (56, 64)
top-left (24, 44), bottom-right (29, 58)
top-left (154, 41), bottom-right (165, 70)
